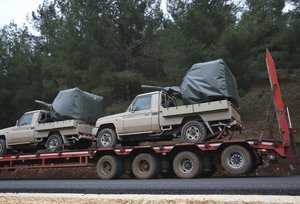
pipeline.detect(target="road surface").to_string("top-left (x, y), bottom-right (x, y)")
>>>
top-left (0, 176), bottom-right (299, 195)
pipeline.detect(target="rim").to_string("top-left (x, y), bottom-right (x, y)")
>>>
top-left (100, 133), bottom-right (112, 147)
top-left (185, 125), bottom-right (201, 141)
top-left (138, 160), bottom-right (150, 174)
top-left (101, 161), bottom-right (112, 175)
top-left (48, 138), bottom-right (59, 151)
top-left (179, 158), bottom-right (193, 174)
top-left (227, 152), bottom-right (245, 169)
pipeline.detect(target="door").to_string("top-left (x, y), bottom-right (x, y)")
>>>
top-left (8, 113), bottom-right (35, 144)
top-left (124, 95), bottom-right (153, 133)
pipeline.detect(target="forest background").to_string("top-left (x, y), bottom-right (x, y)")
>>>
top-left (0, 0), bottom-right (299, 130)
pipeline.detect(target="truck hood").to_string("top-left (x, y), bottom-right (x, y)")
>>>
top-left (0, 126), bottom-right (17, 135)
top-left (96, 113), bottom-right (125, 126)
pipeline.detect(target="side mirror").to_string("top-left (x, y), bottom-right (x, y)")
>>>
top-left (16, 120), bottom-right (19, 126)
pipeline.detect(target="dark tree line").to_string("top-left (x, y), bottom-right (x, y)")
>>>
top-left (0, 0), bottom-right (299, 127)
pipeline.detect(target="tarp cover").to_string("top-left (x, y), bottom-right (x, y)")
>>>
top-left (167, 59), bottom-right (239, 107)
top-left (50, 88), bottom-right (103, 124)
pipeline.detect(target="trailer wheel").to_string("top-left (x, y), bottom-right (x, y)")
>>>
top-left (173, 151), bottom-right (203, 179)
top-left (46, 134), bottom-right (63, 152)
top-left (97, 155), bottom-right (124, 179)
top-left (0, 139), bottom-right (7, 156)
top-left (221, 145), bottom-right (253, 176)
top-left (132, 153), bottom-right (161, 179)
top-left (181, 120), bottom-right (207, 143)
top-left (97, 128), bottom-right (117, 148)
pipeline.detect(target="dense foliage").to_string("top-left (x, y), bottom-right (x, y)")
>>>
top-left (0, 0), bottom-right (299, 127)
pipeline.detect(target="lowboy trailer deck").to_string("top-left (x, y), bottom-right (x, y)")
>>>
top-left (0, 49), bottom-right (297, 179)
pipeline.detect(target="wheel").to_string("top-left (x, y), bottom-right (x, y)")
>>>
top-left (45, 134), bottom-right (63, 152)
top-left (132, 153), bottom-right (161, 179)
top-left (0, 139), bottom-right (7, 155)
top-left (221, 145), bottom-right (253, 176)
top-left (97, 128), bottom-right (117, 148)
top-left (172, 151), bottom-right (203, 179)
top-left (181, 120), bottom-right (207, 143)
top-left (96, 155), bottom-right (124, 179)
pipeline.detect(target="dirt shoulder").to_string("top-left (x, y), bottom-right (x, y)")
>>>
top-left (0, 193), bottom-right (299, 204)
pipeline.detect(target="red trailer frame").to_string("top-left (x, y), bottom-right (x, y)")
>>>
top-left (0, 50), bottom-right (297, 177)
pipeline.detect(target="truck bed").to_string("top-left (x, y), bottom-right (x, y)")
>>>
top-left (35, 120), bottom-right (79, 131)
top-left (162, 100), bottom-right (233, 117)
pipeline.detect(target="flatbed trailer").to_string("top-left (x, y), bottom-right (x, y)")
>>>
top-left (0, 50), bottom-right (297, 179)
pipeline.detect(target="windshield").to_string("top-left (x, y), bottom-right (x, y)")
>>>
top-left (19, 113), bottom-right (34, 126)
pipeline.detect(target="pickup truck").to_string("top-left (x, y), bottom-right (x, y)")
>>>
top-left (93, 91), bottom-right (242, 148)
top-left (0, 110), bottom-right (94, 155)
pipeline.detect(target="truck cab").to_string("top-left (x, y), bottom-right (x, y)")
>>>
top-left (124, 91), bottom-right (162, 134)
top-left (4, 110), bottom-right (50, 146)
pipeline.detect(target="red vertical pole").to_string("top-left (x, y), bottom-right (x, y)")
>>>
top-left (265, 49), bottom-right (290, 146)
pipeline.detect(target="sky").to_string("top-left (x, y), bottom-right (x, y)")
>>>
top-left (0, 0), bottom-right (43, 29)
top-left (0, 0), bottom-right (167, 31)
top-left (0, 0), bottom-right (293, 31)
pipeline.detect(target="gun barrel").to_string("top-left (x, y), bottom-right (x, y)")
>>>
top-left (35, 100), bottom-right (51, 108)
top-left (141, 85), bottom-right (164, 90)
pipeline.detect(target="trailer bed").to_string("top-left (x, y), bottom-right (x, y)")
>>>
top-left (0, 139), bottom-right (285, 171)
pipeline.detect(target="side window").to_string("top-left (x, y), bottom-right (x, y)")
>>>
top-left (39, 113), bottom-right (46, 122)
top-left (161, 93), bottom-right (176, 108)
top-left (19, 113), bottom-right (33, 126)
top-left (132, 95), bottom-right (151, 111)
top-left (39, 112), bottom-right (53, 123)
top-left (161, 93), bottom-right (166, 108)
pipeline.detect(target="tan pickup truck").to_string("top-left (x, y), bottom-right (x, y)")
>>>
top-left (0, 110), bottom-right (94, 155)
top-left (93, 91), bottom-right (242, 148)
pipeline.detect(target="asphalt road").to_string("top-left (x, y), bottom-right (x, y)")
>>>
top-left (0, 176), bottom-right (299, 195)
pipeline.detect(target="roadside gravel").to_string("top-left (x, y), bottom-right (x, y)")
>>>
top-left (0, 193), bottom-right (299, 204)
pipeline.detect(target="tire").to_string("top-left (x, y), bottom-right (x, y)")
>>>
top-left (132, 153), bottom-right (161, 179)
top-left (172, 151), bottom-right (203, 179)
top-left (45, 134), bottom-right (63, 152)
top-left (181, 120), bottom-right (207, 143)
top-left (96, 155), bottom-right (124, 179)
top-left (97, 128), bottom-right (117, 148)
top-left (0, 139), bottom-right (7, 156)
top-left (221, 145), bottom-right (253, 176)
